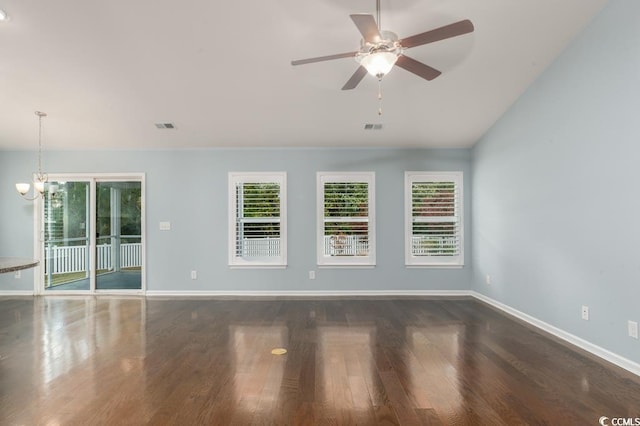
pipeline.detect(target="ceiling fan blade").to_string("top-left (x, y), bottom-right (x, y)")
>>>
top-left (342, 66), bottom-right (368, 90)
top-left (291, 51), bottom-right (357, 66)
top-left (400, 19), bottom-right (474, 49)
top-left (396, 55), bottom-right (441, 81)
top-left (350, 14), bottom-right (382, 43)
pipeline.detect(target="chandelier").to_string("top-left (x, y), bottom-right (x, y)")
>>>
top-left (16, 111), bottom-right (52, 200)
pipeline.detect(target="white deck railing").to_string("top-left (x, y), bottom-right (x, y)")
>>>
top-left (45, 242), bottom-right (142, 275)
top-left (411, 236), bottom-right (458, 256)
top-left (44, 235), bottom-right (457, 275)
top-left (238, 236), bottom-right (371, 258)
top-left (240, 238), bottom-right (281, 257)
top-left (324, 235), bottom-right (369, 256)
top-left (120, 243), bottom-right (142, 268)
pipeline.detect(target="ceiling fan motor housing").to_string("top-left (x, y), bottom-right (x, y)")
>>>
top-left (358, 30), bottom-right (401, 53)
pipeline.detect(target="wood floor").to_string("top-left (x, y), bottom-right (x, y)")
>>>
top-left (0, 297), bottom-right (638, 425)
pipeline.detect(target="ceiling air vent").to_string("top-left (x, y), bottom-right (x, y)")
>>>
top-left (364, 123), bottom-right (383, 130)
top-left (155, 123), bottom-right (175, 129)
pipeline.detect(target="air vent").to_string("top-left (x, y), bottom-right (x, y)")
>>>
top-left (155, 123), bottom-right (175, 129)
top-left (364, 123), bottom-right (383, 130)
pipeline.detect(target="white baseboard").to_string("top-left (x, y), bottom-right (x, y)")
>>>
top-left (145, 290), bottom-right (472, 298)
top-left (0, 291), bottom-right (34, 296)
top-left (471, 291), bottom-right (640, 377)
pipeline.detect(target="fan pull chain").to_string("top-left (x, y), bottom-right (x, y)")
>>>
top-left (378, 78), bottom-right (383, 115)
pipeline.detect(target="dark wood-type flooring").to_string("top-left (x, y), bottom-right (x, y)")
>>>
top-left (0, 296), bottom-right (638, 425)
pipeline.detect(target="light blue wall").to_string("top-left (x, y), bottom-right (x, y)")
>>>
top-left (0, 152), bottom-right (40, 290)
top-left (1, 148), bottom-right (472, 292)
top-left (472, 0), bottom-right (640, 363)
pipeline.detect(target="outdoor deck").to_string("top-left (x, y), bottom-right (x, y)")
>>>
top-left (45, 271), bottom-right (142, 291)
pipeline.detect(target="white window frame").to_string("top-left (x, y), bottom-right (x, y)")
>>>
top-left (317, 171), bottom-right (375, 267)
top-left (228, 172), bottom-right (287, 268)
top-left (404, 171), bottom-right (464, 268)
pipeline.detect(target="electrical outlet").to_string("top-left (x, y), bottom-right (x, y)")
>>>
top-left (628, 321), bottom-right (638, 339)
top-left (581, 305), bottom-right (589, 321)
top-left (190, 270), bottom-right (197, 280)
top-left (309, 271), bottom-right (315, 280)
top-left (14, 271), bottom-right (21, 279)
top-left (485, 274), bottom-right (491, 285)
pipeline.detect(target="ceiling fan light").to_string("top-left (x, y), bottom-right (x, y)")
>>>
top-left (359, 51), bottom-right (398, 78)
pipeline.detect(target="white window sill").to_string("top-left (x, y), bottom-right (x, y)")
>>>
top-left (229, 265), bottom-right (287, 270)
top-left (318, 265), bottom-right (376, 269)
top-left (405, 264), bottom-right (464, 269)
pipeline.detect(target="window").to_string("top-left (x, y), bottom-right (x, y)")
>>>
top-left (228, 172), bottom-right (286, 267)
top-left (317, 172), bottom-right (375, 266)
top-left (405, 172), bottom-right (463, 267)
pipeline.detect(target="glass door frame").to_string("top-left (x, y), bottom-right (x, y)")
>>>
top-left (34, 173), bottom-right (146, 295)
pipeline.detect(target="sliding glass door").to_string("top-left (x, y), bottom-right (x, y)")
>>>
top-left (39, 174), bottom-right (144, 293)
top-left (95, 181), bottom-right (142, 290)
top-left (43, 180), bottom-right (91, 290)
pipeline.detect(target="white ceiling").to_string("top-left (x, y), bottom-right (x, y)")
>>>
top-left (0, 0), bottom-right (608, 151)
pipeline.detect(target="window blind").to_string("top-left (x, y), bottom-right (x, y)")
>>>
top-left (323, 182), bottom-right (369, 257)
top-left (235, 182), bottom-right (281, 258)
top-left (411, 180), bottom-right (460, 257)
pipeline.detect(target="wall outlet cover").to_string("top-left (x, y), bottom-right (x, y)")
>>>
top-left (581, 305), bottom-right (589, 321)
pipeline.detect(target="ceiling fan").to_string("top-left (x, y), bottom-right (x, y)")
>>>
top-left (291, 0), bottom-right (474, 91)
